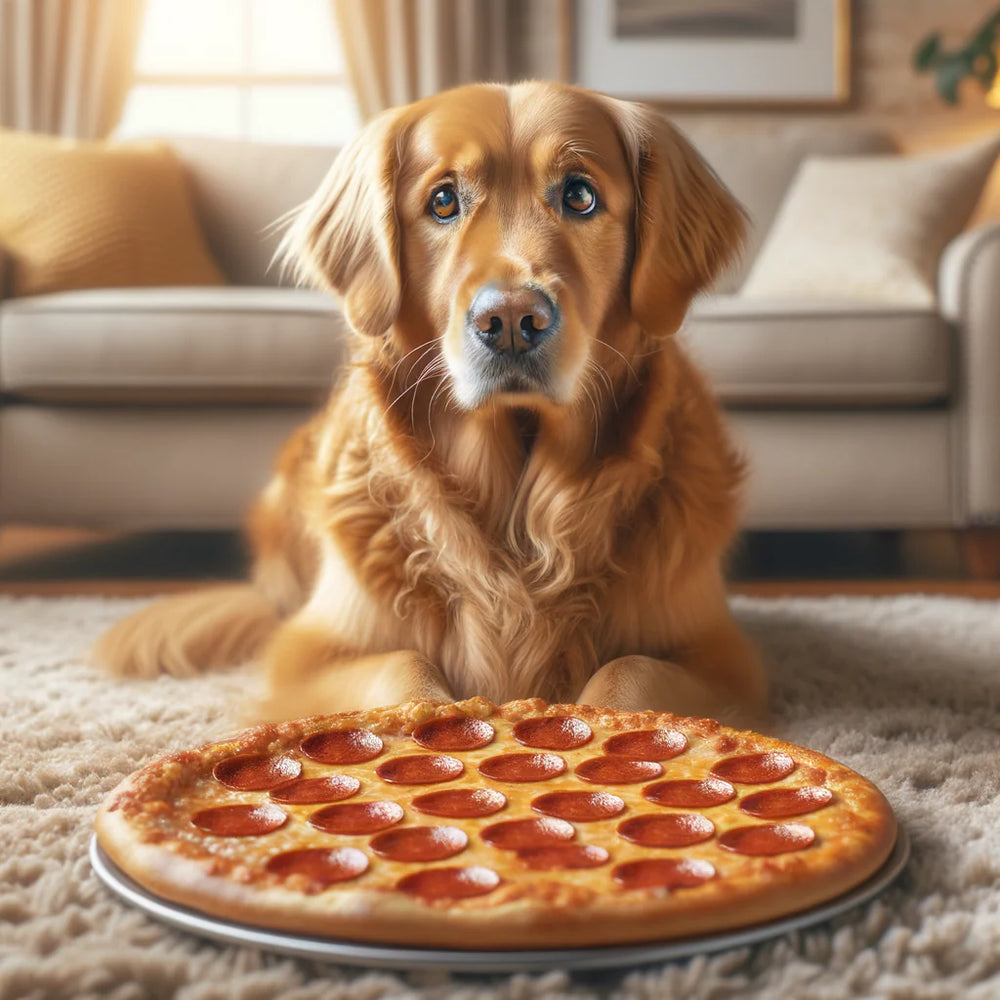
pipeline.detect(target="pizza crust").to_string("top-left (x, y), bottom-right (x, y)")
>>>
top-left (94, 698), bottom-right (897, 950)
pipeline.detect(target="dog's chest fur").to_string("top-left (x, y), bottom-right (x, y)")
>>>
top-left (307, 353), bottom-right (739, 706)
top-left (318, 405), bottom-right (638, 704)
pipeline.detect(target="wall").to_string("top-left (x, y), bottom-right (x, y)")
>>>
top-left (514, 0), bottom-right (1000, 126)
top-left (853, 0), bottom-right (997, 119)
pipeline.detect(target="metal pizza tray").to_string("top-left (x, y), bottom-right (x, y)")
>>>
top-left (89, 828), bottom-right (909, 973)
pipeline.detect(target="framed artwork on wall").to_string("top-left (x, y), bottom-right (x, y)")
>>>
top-left (561, 0), bottom-right (851, 108)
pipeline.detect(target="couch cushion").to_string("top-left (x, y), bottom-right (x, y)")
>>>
top-left (0, 288), bottom-right (951, 409)
top-left (683, 296), bottom-right (951, 406)
top-left (167, 137), bottom-right (338, 287)
top-left (0, 287), bottom-right (349, 404)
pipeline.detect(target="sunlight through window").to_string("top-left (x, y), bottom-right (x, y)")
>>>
top-left (117, 0), bottom-right (359, 146)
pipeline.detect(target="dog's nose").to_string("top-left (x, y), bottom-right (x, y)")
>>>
top-left (469, 285), bottom-right (557, 356)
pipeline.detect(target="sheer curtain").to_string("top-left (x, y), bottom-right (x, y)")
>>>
top-left (333, 0), bottom-right (511, 119)
top-left (0, 0), bottom-right (146, 138)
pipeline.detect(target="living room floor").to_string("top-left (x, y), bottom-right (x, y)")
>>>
top-left (0, 525), bottom-right (996, 598)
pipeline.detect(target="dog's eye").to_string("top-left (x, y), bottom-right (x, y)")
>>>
top-left (429, 185), bottom-right (460, 222)
top-left (562, 177), bottom-right (597, 216)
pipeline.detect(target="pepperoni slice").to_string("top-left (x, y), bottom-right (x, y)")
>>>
top-left (576, 757), bottom-right (664, 784)
top-left (265, 847), bottom-right (368, 886)
top-left (602, 729), bottom-right (687, 761)
top-left (478, 752), bottom-right (566, 782)
top-left (191, 803), bottom-right (288, 837)
top-left (643, 777), bottom-right (736, 808)
top-left (617, 813), bottom-right (715, 848)
top-left (481, 816), bottom-right (575, 850)
top-left (301, 729), bottom-right (384, 765)
top-left (740, 786), bottom-right (834, 819)
top-left (309, 800), bottom-right (404, 834)
top-left (370, 825), bottom-right (468, 862)
top-left (612, 857), bottom-right (716, 891)
top-left (515, 844), bottom-right (610, 870)
top-left (512, 716), bottom-right (593, 750)
top-left (411, 787), bottom-right (507, 819)
top-left (531, 790), bottom-right (625, 822)
top-left (412, 716), bottom-right (495, 752)
top-left (397, 866), bottom-right (501, 900)
top-left (719, 822), bottom-right (816, 855)
top-left (212, 754), bottom-right (301, 791)
top-left (269, 774), bottom-right (361, 805)
top-left (711, 751), bottom-right (796, 784)
top-left (376, 754), bottom-right (464, 785)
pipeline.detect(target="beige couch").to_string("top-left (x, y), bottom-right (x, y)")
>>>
top-left (0, 128), bottom-right (997, 547)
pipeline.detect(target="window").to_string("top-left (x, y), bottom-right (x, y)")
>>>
top-left (116, 0), bottom-right (359, 146)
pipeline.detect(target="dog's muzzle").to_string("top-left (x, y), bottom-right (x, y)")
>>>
top-left (462, 283), bottom-right (561, 400)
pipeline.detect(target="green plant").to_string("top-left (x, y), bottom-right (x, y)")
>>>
top-left (914, 7), bottom-right (1000, 104)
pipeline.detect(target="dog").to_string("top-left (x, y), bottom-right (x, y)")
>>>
top-left (95, 81), bottom-right (766, 727)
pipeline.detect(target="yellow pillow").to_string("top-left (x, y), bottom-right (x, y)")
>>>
top-left (0, 129), bottom-right (224, 296)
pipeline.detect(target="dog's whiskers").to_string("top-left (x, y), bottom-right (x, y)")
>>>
top-left (585, 358), bottom-right (618, 414)
top-left (594, 338), bottom-right (640, 385)
top-left (424, 366), bottom-right (451, 454)
top-left (407, 358), bottom-right (447, 441)
top-left (383, 344), bottom-right (440, 412)
top-left (386, 341), bottom-right (439, 397)
top-left (579, 379), bottom-right (601, 457)
top-left (357, 345), bottom-right (446, 471)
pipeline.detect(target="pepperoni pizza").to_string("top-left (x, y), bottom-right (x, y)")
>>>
top-left (94, 698), bottom-right (897, 949)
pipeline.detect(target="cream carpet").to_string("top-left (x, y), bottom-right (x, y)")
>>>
top-left (1, 594), bottom-right (999, 1000)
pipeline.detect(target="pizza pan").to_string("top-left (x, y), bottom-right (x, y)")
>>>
top-left (89, 827), bottom-right (909, 973)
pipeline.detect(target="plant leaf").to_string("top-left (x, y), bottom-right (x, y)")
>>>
top-left (935, 58), bottom-right (967, 104)
top-left (913, 33), bottom-right (942, 71)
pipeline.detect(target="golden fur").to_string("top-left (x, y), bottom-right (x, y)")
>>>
top-left (95, 82), bottom-right (766, 725)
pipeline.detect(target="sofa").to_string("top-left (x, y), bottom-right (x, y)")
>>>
top-left (0, 127), bottom-right (997, 566)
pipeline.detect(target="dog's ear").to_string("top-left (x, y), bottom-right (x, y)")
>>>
top-left (279, 107), bottom-right (407, 337)
top-left (608, 100), bottom-right (747, 335)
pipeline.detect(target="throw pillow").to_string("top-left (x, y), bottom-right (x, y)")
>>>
top-left (0, 129), bottom-right (224, 296)
top-left (739, 134), bottom-right (1000, 306)
top-left (681, 122), bottom-right (897, 293)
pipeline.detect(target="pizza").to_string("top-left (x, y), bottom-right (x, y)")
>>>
top-left (94, 698), bottom-right (897, 950)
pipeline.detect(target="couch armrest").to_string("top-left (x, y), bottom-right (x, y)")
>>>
top-left (939, 221), bottom-right (1000, 524)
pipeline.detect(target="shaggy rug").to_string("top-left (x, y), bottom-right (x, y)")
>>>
top-left (1, 594), bottom-right (998, 1000)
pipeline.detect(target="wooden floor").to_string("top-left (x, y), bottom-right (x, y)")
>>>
top-left (0, 526), bottom-right (996, 599)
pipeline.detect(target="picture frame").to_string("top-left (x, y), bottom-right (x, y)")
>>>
top-left (560, 0), bottom-right (851, 109)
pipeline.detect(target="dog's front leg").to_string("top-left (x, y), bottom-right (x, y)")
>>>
top-left (257, 618), bottom-right (454, 722)
top-left (576, 613), bottom-right (768, 731)
top-left (577, 655), bottom-right (765, 729)
top-left (576, 654), bottom-right (718, 714)
top-left (577, 611), bottom-right (767, 728)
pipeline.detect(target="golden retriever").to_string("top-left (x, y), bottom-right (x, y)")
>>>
top-left (95, 81), bottom-right (766, 726)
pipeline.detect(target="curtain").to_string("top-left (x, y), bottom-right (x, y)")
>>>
top-left (334, 0), bottom-right (511, 119)
top-left (0, 0), bottom-right (146, 139)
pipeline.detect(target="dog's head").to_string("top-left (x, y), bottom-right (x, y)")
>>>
top-left (283, 81), bottom-right (744, 411)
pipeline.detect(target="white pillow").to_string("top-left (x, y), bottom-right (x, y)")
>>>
top-left (740, 135), bottom-right (1000, 306)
